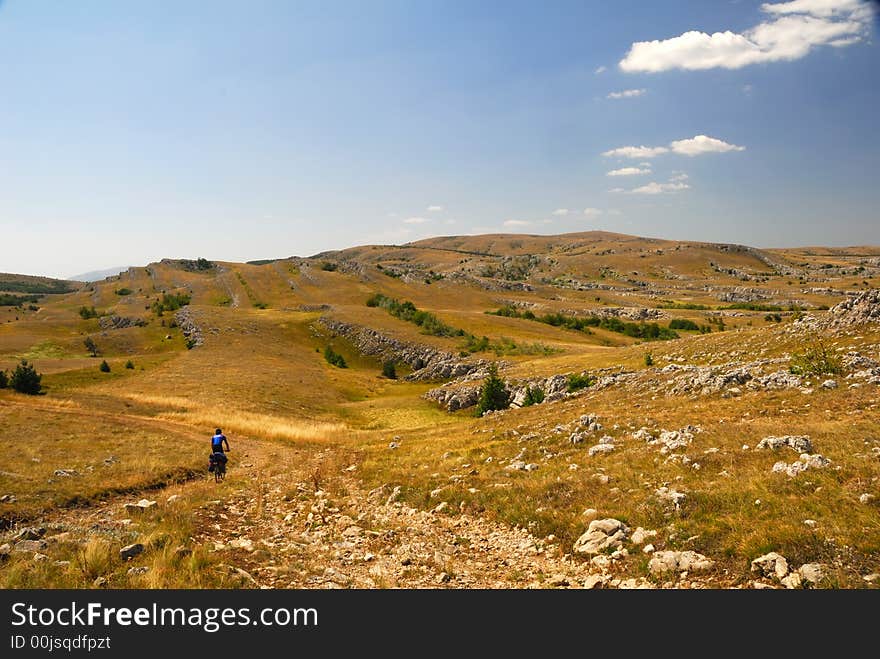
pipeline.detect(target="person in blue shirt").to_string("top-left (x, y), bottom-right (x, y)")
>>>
top-left (209, 428), bottom-right (230, 477)
top-left (211, 428), bottom-right (230, 454)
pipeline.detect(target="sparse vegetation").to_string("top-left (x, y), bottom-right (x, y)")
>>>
top-left (78, 305), bottom-right (99, 319)
top-left (644, 352), bottom-right (654, 367)
top-left (151, 292), bottom-right (191, 315)
top-left (488, 306), bottom-right (679, 341)
top-left (115, 287), bottom-right (133, 296)
top-left (521, 385), bottom-right (545, 406)
top-left (324, 346), bottom-right (348, 368)
top-left (382, 361), bottom-right (398, 379)
top-left (0, 293), bottom-right (40, 306)
top-left (84, 337), bottom-right (100, 357)
top-left (125, 360), bottom-right (135, 369)
top-left (99, 360), bottom-right (111, 372)
top-left (321, 261), bottom-right (338, 271)
top-left (789, 342), bottom-right (842, 376)
top-left (566, 372), bottom-right (594, 392)
top-left (0, 370), bottom-right (7, 388)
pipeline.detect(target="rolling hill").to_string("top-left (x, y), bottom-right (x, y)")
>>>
top-left (1, 231), bottom-right (878, 590)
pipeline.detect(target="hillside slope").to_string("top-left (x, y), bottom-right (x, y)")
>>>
top-left (1, 232), bottom-right (878, 590)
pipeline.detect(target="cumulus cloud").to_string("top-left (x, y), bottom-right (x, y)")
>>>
top-left (619, 0), bottom-right (873, 72)
top-left (602, 145), bottom-right (669, 159)
top-left (551, 208), bottom-right (570, 216)
top-left (607, 88), bottom-right (647, 99)
top-left (607, 167), bottom-right (651, 176)
top-left (595, 65), bottom-right (607, 74)
top-left (604, 135), bottom-right (744, 159)
top-left (403, 216), bottom-right (430, 224)
top-left (583, 208), bottom-right (603, 217)
top-left (630, 181), bottom-right (691, 194)
top-left (670, 172), bottom-right (689, 181)
top-left (503, 220), bottom-right (531, 227)
top-left (426, 205), bottom-right (444, 212)
top-left (670, 135), bottom-right (745, 156)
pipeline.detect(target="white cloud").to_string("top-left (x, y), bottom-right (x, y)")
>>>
top-left (607, 88), bottom-right (647, 99)
top-left (670, 172), bottom-right (689, 181)
top-left (426, 205), bottom-right (444, 212)
top-left (602, 145), bottom-right (669, 159)
top-left (607, 167), bottom-right (651, 177)
top-left (630, 181), bottom-right (691, 194)
top-left (604, 135), bottom-right (744, 159)
top-left (669, 135), bottom-right (745, 156)
top-left (503, 220), bottom-right (531, 227)
top-left (595, 65), bottom-right (607, 74)
top-left (608, 187), bottom-right (626, 193)
top-left (619, 0), bottom-right (873, 73)
top-left (583, 208), bottom-right (603, 217)
top-left (551, 208), bottom-right (570, 216)
top-left (761, 0), bottom-right (867, 18)
top-left (403, 216), bottom-right (430, 224)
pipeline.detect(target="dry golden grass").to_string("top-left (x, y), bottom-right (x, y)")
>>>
top-left (2, 234), bottom-right (879, 588)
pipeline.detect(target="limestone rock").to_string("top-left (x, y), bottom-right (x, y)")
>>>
top-left (120, 543), bottom-right (145, 560)
top-left (649, 550), bottom-right (714, 575)
top-left (751, 552), bottom-right (789, 580)
top-left (573, 518), bottom-right (629, 555)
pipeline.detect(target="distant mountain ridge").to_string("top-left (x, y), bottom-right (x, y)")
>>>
top-left (68, 266), bottom-right (131, 282)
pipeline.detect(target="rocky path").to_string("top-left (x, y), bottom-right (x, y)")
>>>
top-left (190, 447), bottom-right (625, 589)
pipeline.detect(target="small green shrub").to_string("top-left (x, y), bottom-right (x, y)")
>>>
top-left (99, 360), bottom-right (111, 373)
top-left (78, 306), bottom-right (98, 319)
top-left (84, 337), bottom-right (99, 357)
top-left (522, 386), bottom-right (545, 407)
top-left (789, 342), bottom-right (842, 376)
top-left (566, 373), bottom-right (594, 393)
top-left (644, 352), bottom-right (654, 367)
top-left (125, 360), bottom-right (135, 369)
top-left (324, 346), bottom-right (348, 368)
top-left (382, 361), bottom-right (397, 379)
top-left (0, 370), bottom-right (7, 389)
top-left (115, 288), bottom-right (133, 296)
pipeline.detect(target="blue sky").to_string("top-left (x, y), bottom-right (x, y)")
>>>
top-left (1, 0), bottom-right (878, 278)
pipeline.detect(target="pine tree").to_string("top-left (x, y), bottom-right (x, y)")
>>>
top-left (99, 360), bottom-right (111, 373)
top-left (10, 360), bottom-right (42, 395)
top-left (476, 363), bottom-right (509, 416)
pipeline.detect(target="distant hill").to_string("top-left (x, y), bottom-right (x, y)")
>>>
top-left (0, 272), bottom-right (79, 294)
top-left (68, 266), bottom-right (131, 282)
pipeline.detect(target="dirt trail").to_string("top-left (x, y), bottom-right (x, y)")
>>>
top-left (3, 401), bottom-right (639, 589)
top-left (189, 446), bottom-right (615, 589)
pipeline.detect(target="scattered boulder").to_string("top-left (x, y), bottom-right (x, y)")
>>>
top-left (127, 566), bottom-right (150, 576)
top-left (630, 527), bottom-right (657, 545)
top-left (751, 552), bottom-right (790, 580)
top-left (13, 539), bottom-right (48, 553)
top-left (655, 486), bottom-right (687, 510)
top-left (124, 499), bottom-right (157, 514)
top-left (588, 443), bottom-right (615, 457)
top-left (573, 518), bottom-right (630, 555)
top-left (649, 550), bottom-right (714, 575)
top-left (772, 453), bottom-right (831, 476)
top-left (828, 289), bottom-right (880, 326)
top-left (756, 435), bottom-right (814, 454)
top-left (120, 543), bottom-right (145, 560)
top-left (14, 527), bottom-right (46, 542)
top-left (798, 563), bottom-right (826, 586)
